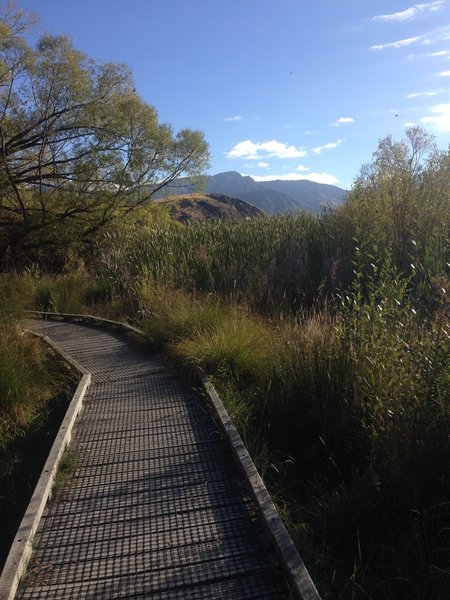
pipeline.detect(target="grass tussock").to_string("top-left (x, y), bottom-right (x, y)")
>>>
top-left (174, 308), bottom-right (275, 383)
top-left (0, 274), bottom-right (77, 569)
top-left (1, 127), bottom-right (449, 598)
top-left (0, 274), bottom-right (50, 445)
top-left (271, 283), bottom-right (449, 597)
top-left (34, 272), bottom-right (127, 318)
top-left (138, 285), bottom-right (227, 347)
top-left (134, 279), bottom-right (449, 599)
top-left (52, 448), bottom-right (79, 498)
top-left (0, 326), bottom-right (49, 442)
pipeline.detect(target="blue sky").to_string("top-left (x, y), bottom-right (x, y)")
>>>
top-left (13, 0), bottom-right (450, 189)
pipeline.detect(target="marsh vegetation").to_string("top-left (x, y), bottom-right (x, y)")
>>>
top-left (1, 7), bottom-right (449, 597)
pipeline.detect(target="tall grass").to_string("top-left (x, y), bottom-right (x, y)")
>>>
top-left (98, 213), bottom-right (343, 314)
top-left (89, 199), bottom-right (449, 597)
top-left (0, 273), bottom-right (70, 447)
top-left (138, 285), bottom-right (228, 347)
top-left (0, 274), bottom-right (79, 570)
top-left (267, 266), bottom-right (449, 598)
top-left (1, 154), bottom-right (448, 596)
top-left (131, 266), bottom-right (449, 598)
top-left (34, 272), bottom-right (124, 317)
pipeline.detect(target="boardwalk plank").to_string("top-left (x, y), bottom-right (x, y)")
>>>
top-left (15, 320), bottom-right (295, 599)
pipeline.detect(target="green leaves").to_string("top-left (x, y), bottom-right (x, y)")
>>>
top-left (344, 127), bottom-right (449, 280)
top-left (0, 12), bottom-right (209, 264)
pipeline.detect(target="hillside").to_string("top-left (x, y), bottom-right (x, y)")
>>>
top-left (162, 172), bottom-right (348, 214)
top-left (154, 193), bottom-right (264, 222)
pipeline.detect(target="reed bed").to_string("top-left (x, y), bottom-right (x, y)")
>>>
top-left (86, 207), bottom-right (449, 599)
top-left (1, 196), bottom-right (448, 598)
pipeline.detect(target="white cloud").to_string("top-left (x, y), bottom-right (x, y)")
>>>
top-left (370, 36), bottom-right (422, 50)
top-left (224, 115), bottom-right (243, 122)
top-left (257, 161), bottom-right (270, 168)
top-left (296, 164), bottom-right (310, 172)
top-left (430, 50), bottom-right (450, 56)
top-left (421, 103), bottom-right (450, 131)
top-left (406, 91), bottom-right (438, 98)
top-left (226, 139), bottom-right (307, 160)
top-left (247, 172), bottom-right (339, 185)
top-left (312, 140), bottom-right (343, 155)
top-left (304, 173), bottom-right (340, 185)
top-left (372, 2), bottom-right (444, 22)
top-left (439, 70), bottom-right (450, 76)
top-left (330, 117), bottom-right (355, 127)
top-left (404, 121), bottom-right (416, 127)
top-left (247, 173), bottom-right (304, 182)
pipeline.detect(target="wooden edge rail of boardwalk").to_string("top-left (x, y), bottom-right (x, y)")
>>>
top-left (0, 311), bottom-right (320, 600)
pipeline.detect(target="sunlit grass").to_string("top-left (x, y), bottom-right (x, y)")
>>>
top-left (174, 308), bottom-right (275, 382)
top-left (133, 274), bottom-right (449, 599)
top-left (0, 198), bottom-right (448, 598)
top-left (138, 286), bottom-right (227, 347)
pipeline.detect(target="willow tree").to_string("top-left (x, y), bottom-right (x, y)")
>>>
top-left (343, 127), bottom-right (449, 277)
top-left (0, 5), bottom-right (209, 264)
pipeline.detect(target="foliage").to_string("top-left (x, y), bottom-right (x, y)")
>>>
top-left (343, 127), bottom-right (450, 283)
top-left (0, 4), bottom-right (209, 267)
top-left (135, 271), bottom-right (448, 598)
top-left (1, 43), bottom-right (449, 598)
top-left (98, 211), bottom-right (342, 314)
top-left (174, 307), bottom-right (274, 384)
top-left (52, 448), bottom-right (79, 497)
top-left (138, 285), bottom-right (228, 348)
top-left (0, 273), bottom-right (67, 446)
top-left (0, 271), bottom-right (76, 570)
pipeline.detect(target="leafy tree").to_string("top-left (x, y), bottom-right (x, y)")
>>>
top-left (343, 127), bottom-right (449, 280)
top-left (0, 4), bottom-right (209, 265)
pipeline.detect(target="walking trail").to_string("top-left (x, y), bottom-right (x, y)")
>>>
top-left (13, 318), bottom-right (315, 599)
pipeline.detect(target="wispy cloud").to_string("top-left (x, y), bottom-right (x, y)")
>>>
top-left (224, 115), bottom-right (243, 122)
top-left (430, 49), bottom-right (450, 56)
top-left (246, 172), bottom-right (339, 185)
top-left (372, 1), bottom-right (444, 22)
top-left (250, 173), bottom-right (339, 185)
top-left (404, 121), bottom-right (416, 127)
top-left (406, 90), bottom-right (438, 98)
top-left (372, 25), bottom-right (450, 51)
top-left (257, 161), bottom-right (270, 168)
top-left (312, 140), bottom-right (343, 155)
top-left (408, 46), bottom-right (450, 60)
top-left (421, 103), bottom-right (450, 131)
top-left (370, 36), bottom-right (423, 50)
top-left (330, 117), bottom-right (355, 127)
top-left (439, 70), bottom-right (450, 76)
top-left (297, 164), bottom-right (310, 172)
top-left (226, 140), bottom-right (307, 160)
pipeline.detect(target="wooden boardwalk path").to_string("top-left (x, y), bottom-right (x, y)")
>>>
top-left (11, 318), bottom-right (314, 599)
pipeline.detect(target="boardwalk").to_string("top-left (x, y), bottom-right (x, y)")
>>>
top-left (14, 318), bottom-right (305, 599)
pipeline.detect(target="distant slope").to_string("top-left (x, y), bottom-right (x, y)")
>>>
top-left (257, 178), bottom-right (347, 213)
top-left (163, 172), bottom-right (347, 214)
top-left (154, 193), bottom-right (264, 222)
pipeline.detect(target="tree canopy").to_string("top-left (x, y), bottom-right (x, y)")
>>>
top-left (0, 5), bottom-right (209, 264)
top-left (344, 127), bottom-right (449, 276)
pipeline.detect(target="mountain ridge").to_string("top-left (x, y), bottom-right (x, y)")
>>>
top-left (163, 171), bottom-right (347, 214)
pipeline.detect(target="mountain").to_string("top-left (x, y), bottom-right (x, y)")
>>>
top-left (154, 193), bottom-right (264, 222)
top-left (162, 172), bottom-right (347, 214)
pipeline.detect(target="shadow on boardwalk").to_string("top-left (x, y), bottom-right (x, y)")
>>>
top-left (16, 320), bottom-right (293, 599)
